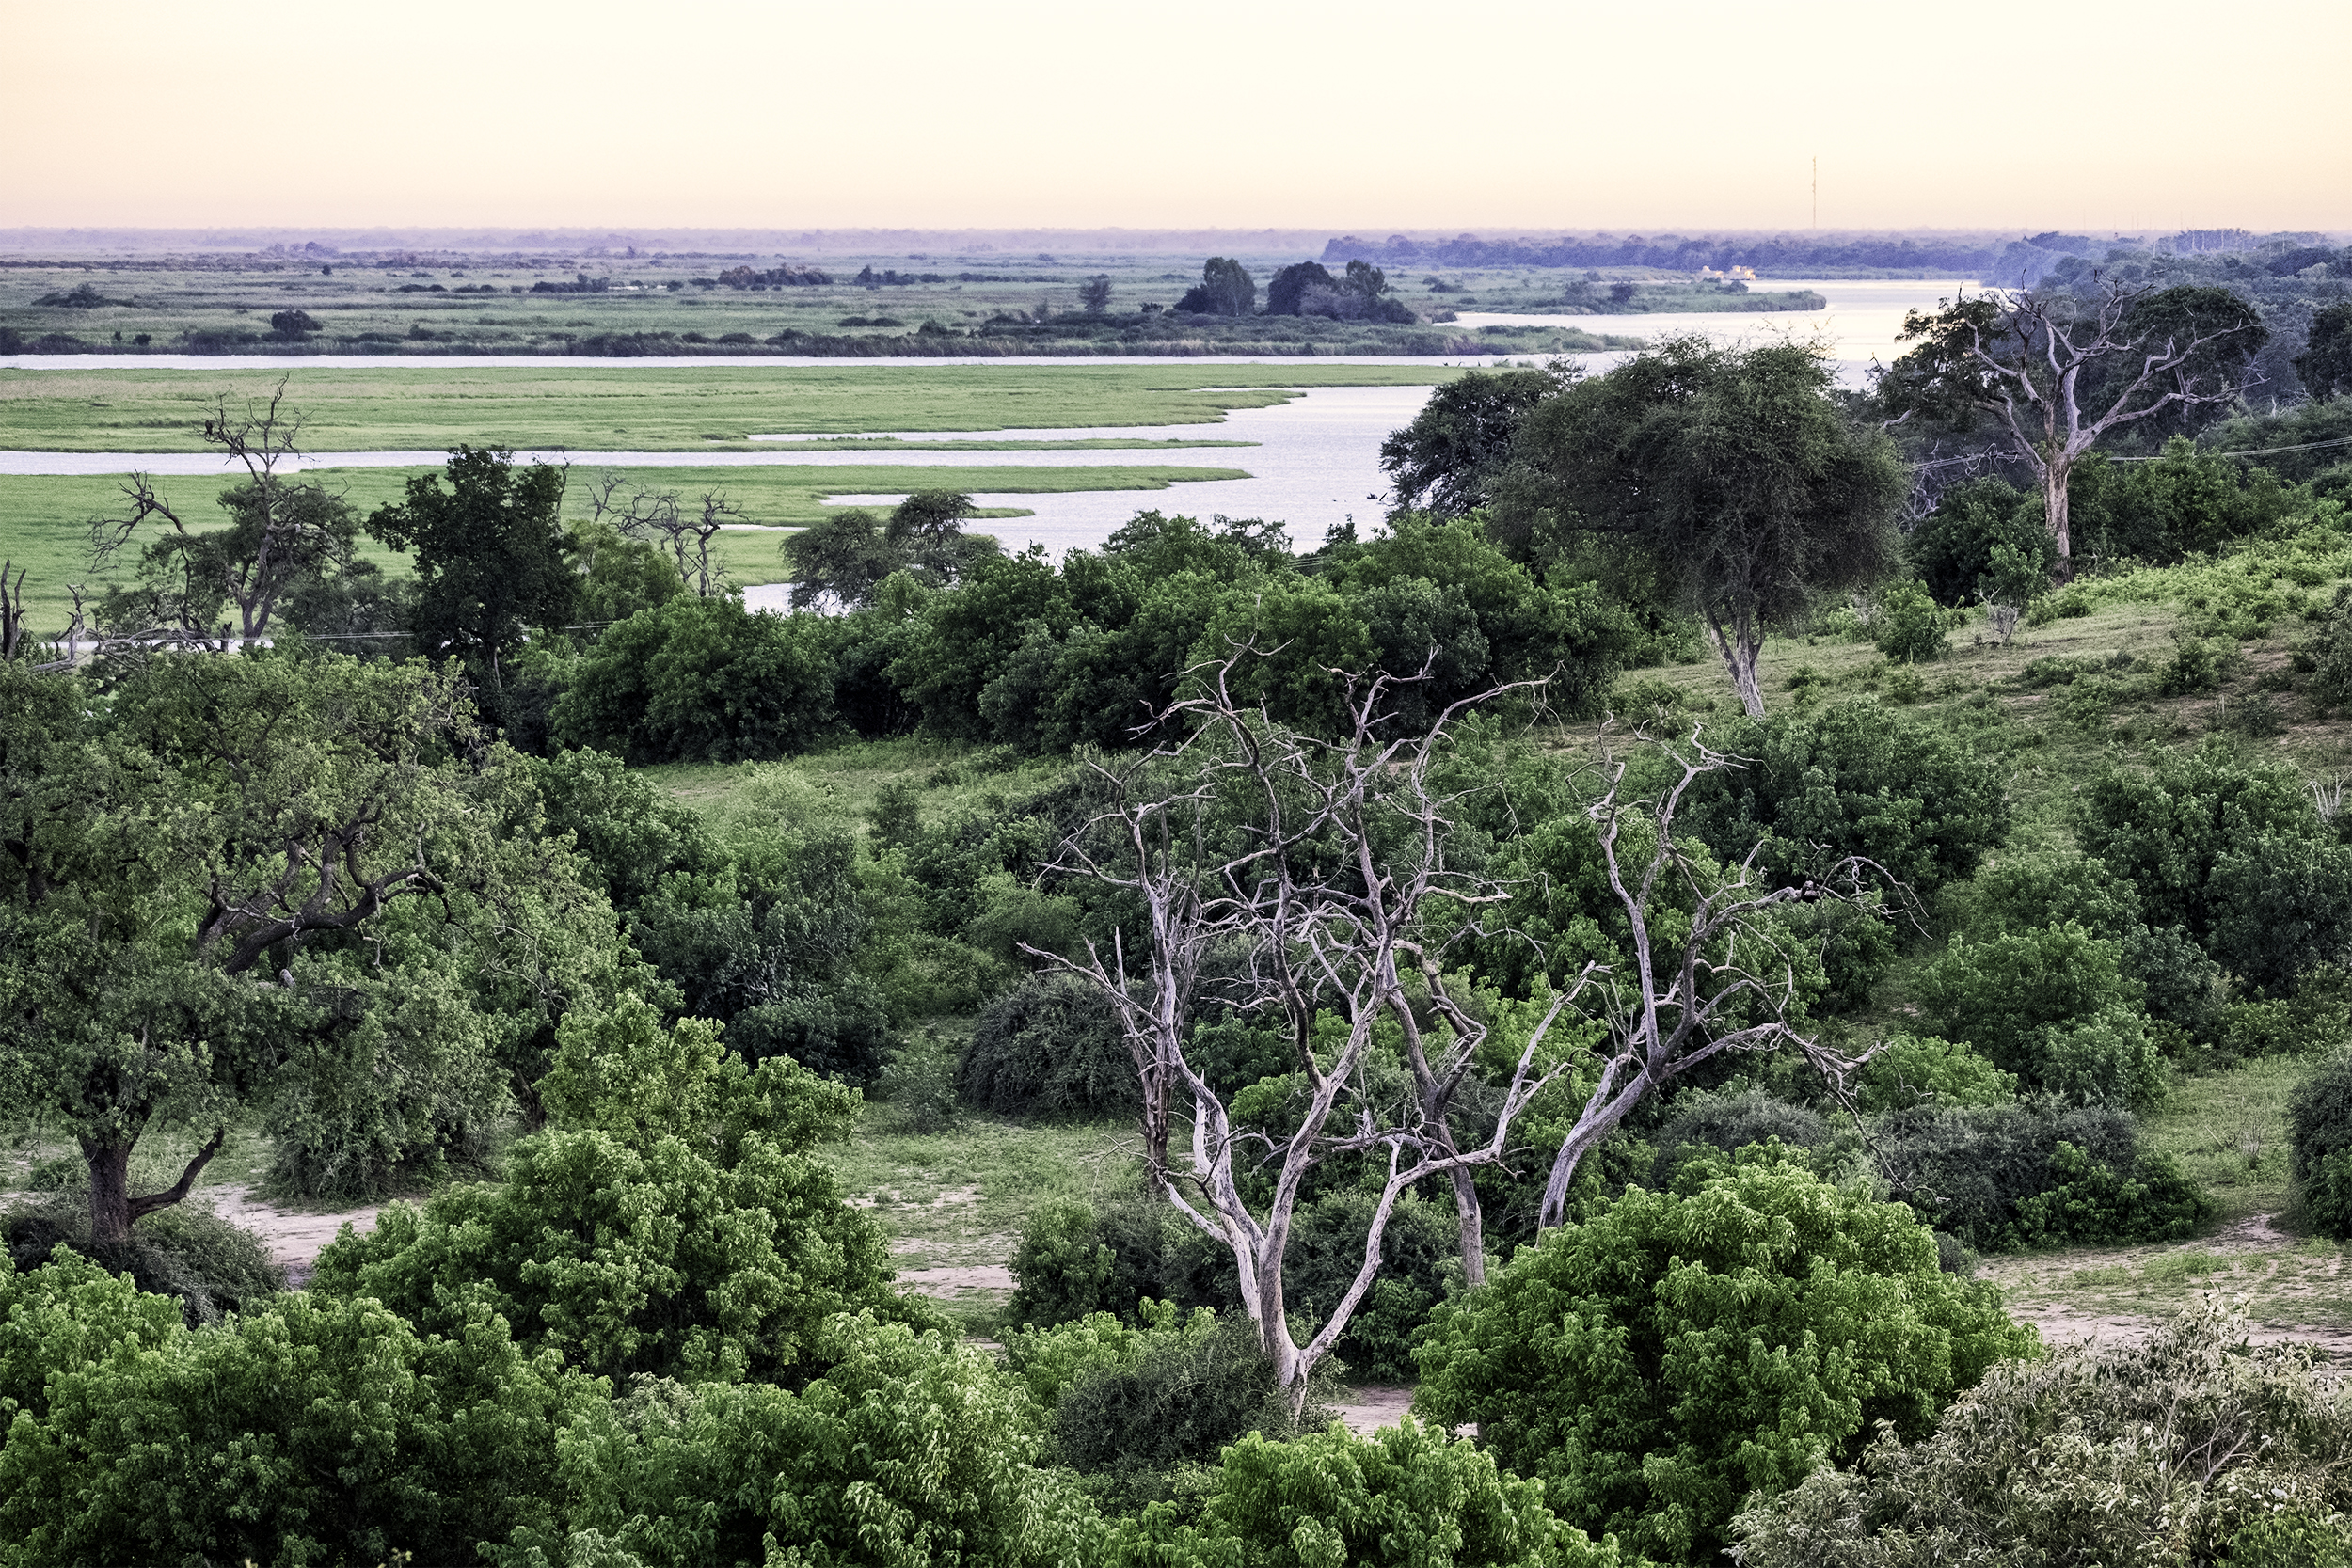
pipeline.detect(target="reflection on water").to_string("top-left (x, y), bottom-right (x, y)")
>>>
top-left (1457, 277), bottom-right (1978, 385)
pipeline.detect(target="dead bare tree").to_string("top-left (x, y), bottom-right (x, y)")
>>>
top-left (0, 560), bottom-right (26, 662)
top-left (86, 382), bottom-right (363, 648)
top-left (581, 471), bottom-right (746, 596)
top-left (1038, 658), bottom-right (1872, 1414)
top-left (1885, 277), bottom-right (2266, 576)
top-left (1534, 730), bottom-right (1877, 1227)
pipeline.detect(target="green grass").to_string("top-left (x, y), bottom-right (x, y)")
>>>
top-left (0, 363), bottom-right (1460, 452)
top-left (820, 1103), bottom-right (1138, 1272)
top-left (2143, 1056), bottom-right (2308, 1222)
top-left (0, 460), bottom-right (1249, 632)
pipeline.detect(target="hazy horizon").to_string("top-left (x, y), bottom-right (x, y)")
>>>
top-left (8, 0), bottom-right (2345, 234)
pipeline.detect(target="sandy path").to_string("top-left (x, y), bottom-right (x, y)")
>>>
top-left (199, 1184), bottom-right (384, 1285)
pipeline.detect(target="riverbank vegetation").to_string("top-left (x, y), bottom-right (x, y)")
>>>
top-left (9, 253), bottom-right (2352, 1563)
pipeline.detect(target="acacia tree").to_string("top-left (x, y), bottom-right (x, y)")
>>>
top-left (88, 384), bottom-right (363, 649)
top-left (1883, 277), bottom-right (2266, 574)
top-left (1041, 658), bottom-right (1869, 1412)
top-left (1504, 337), bottom-right (1907, 717)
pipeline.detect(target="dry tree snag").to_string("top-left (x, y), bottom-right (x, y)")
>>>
top-left (1534, 730), bottom-right (1879, 1227)
top-left (581, 471), bottom-right (748, 597)
top-left (1889, 277), bottom-right (2265, 576)
top-left (87, 380), bottom-right (355, 648)
top-left (1041, 674), bottom-right (1877, 1412)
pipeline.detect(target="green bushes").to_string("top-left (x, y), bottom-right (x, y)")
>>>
top-left (1411, 1154), bottom-right (2031, 1562)
top-left (1914, 924), bottom-right (2166, 1105)
top-left (311, 997), bottom-right (932, 1386)
top-left (552, 592), bottom-right (838, 763)
top-left (1870, 1101), bottom-right (2208, 1252)
top-left (2289, 1050), bottom-right (2352, 1238)
top-left (491, 1313), bottom-right (1103, 1568)
top-left (1108, 1418), bottom-right (1633, 1568)
top-left (958, 972), bottom-right (1138, 1117)
top-left (1872, 579), bottom-right (1950, 662)
top-left (1, 1191), bottom-right (283, 1327)
top-left (1733, 1299), bottom-right (2352, 1567)
top-left (1682, 696), bottom-right (2008, 897)
top-left (0, 1284), bottom-right (591, 1568)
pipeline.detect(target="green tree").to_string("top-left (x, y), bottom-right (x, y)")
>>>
top-left (1914, 924), bottom-right (2165, 1105)
top-left (1412, 1154), bottom-right (2033, 1562)
top-left (1079, 274), bottom-right (1114, 314)
top-left (2295, 300), bottom-right (2352, 401)
top-left (2074, 736), bottom-right (2322, 940)
top-left (1503, 337), bottom-right (1906, 716)
top-left (1378, 365), bottom-right (1574, 522)
top-left (783, 507), bottom-right (898, 610)
top-left (0, 654), bottom-right (618, 1241)
top-left (551, 593), bottom-right (837, 763)
top-left (310, 995), bottom-right (930, 1386)
top-left (1178, 257), bottom-right (1257, 316)
top-left (367, 446), bottom-right (578, 721)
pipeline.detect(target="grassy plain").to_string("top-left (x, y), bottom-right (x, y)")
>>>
top-left (0, 363), bottom-right (1464, 452)
top-left (0, 249), bottom-right (1769, 360)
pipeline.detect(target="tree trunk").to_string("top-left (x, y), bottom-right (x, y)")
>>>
top-left (2043, 455), bottom-right (2075, 580)
top-left (1706, 606), bottom-right (1767, 719)
top-left (84, 1136), bottom-right (138, 1248)
top-left (1446, 1165), bottom-right (1486, 1287)
top-left (1138, 1054), bottom-right (1171, 1202)
top-left (81, 1125), bottom-right (227, 1249)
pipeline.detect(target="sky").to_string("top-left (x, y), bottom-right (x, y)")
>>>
top-left (7, 0), bottom-right (2346, 235)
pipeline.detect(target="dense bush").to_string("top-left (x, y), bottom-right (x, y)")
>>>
top-left (1872, 579), bottom-right (1950, 662)
top-left (1108, 1418), bottom-right (1634, 1568)
top-left (1009, 1303), bottom-right (1311, 1479)
top-left (1871, 1101), bottom-right (2208, 1251)
top-left (2289, 1050), bottom-right (2352, 1239)
top-left (2074, 736), bottom-right (2323, 940)
top-left (552, 591), bottom-right (838, 762)
top-left (1412, 1154), bottom-right (2031, 1562)
top-left (1, 1191), bottom-right (282, 1327)
top-left (0, 1282), bottom-right (590, 1568)
top-left (311, 997), bottom-right (934, 1386)
top-left (1648, 1088), bottom-right (1839, 1184)
top-left (1904, 477), bottom-right (2054, 606)
top-left (1854, 1035), bottom-right (2018, 1114)
top-left (492, 1312), bottom-right (1104, 1568)
top-left (1914, 924), bottom-right (2165, 1105)
top-left (1682, 696), bottom-right (2009, 897)
top-left (959, 972), bottom-right (1138, 1117)
top-left (1734, 1299), bottom-right (2352, 1568)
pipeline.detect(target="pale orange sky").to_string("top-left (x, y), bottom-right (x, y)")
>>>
top-left (7, 0), bottom-right (2345, 234)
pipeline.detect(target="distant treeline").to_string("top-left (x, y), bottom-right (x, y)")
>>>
top-left (1321, 230), bottom-right (2351, 281)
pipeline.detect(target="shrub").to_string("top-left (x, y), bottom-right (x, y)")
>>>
top-left (1870, 1101), bottom-right (2209, 1251)
top-left (552, 593), bottom-right (837, 763)
top-left (1856, 1036), bottom-right (2019, 1114)
top-left (2205, 832), bottom-right (2352, 997)
top-left (2076, 736), bottom-right (2326, 939)
top-left (1906, 477), bottom-right (2051, 606)
top-left (1650, 1088), bottom-right (1838, 1184)
top-left (1016, 1305), bottom-right (1312, 1478)
top-left (492, 1313), bottom-right (1104, 1568)
top-left (1682, 696), bottom-right (2009, 898)
top-left (2290, 1050), bottom-right (2352, 1239)
top-left (1411, 1154), bottom-right (2032, 1562)
top-left (311, 997), bottom-right (933, 1386)
top-left (1914, 924), bottom-right (2165, 1104)
top-left (872, 1028), bottom-right (962, 1132)
top-left (1733, 1299), bottom-right (2352, 1568)
top-left (1108, 1418), bottom-right (1631, 1568)
top-left (1873, 578), bottom-right (1950, 662)
top-left (0, 1288), bottom-right (591, 1568)
top-left (2, 1192), bottom-right (284, 1327)
top-left (959, 972), bottom-right (1137, 1117)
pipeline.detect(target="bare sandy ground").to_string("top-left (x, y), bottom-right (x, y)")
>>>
top-left (199, 1184), bottom-right (383, 1285)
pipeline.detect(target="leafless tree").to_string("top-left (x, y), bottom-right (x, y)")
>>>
top-left (1039, 657), bottom-right (1870, 1413)
top-left (582, 471), bottom-right (747, 597)
top-left (0, 560), bottom-right (26, 662)
top-left (1887, 277), bottom-right (2265, 575)
top-left (1533, 731), bottom-right (1879, 1227)
top-left (87, 381), bottom-right (357, 647)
